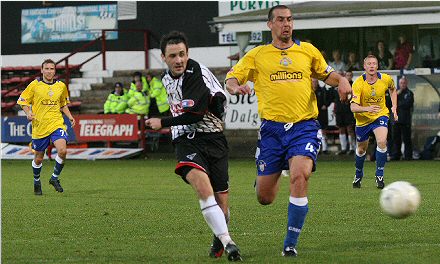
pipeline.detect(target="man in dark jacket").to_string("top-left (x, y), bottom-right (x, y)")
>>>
top-left (391, 76), bottom-right (414, 160)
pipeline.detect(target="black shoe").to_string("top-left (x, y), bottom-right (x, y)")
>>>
top-left (49, 178), bottom-right (64, 192)
top-left (34, 182), bottom-right (42, 195)
top-left (282, 246), bottom-right (297, 257)
top-left (225, 243), bottom-right (242, 261)
top-left (353, 177), bottom-right (362, 188)
top-left (209, 235), bottom-right (224, 258)
top-left (375, 176), bottom-right (385, 189)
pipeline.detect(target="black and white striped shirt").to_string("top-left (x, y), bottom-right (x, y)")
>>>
top-left (161, 59), bottom-right (227, 140)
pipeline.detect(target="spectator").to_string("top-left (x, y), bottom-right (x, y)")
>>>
top-left (145, 71), bottom-right (170, 117)
top-left (334, 71), bottom-right (356, 155)
top-left (104, 82), bottom-right (128, 114)
top-left (329, 49), bottom-right (347, 72)
top-left (125, 80), bottom-right (150, 115)
top-left (391, 76), bottom-right (414, 160)
top-left (376, 40), bottom-right (394, 70)
top-left (313, 78), bottom-right (333, 154)
top-left (129, 71), bottom-right (149, 97)
top-left (394, 34), bottom-right (414, 70)
top-left (346, 51), bottom-right (361, 71)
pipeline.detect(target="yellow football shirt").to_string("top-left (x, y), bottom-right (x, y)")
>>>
top-left (17, 79), bottom-right (70, 139)
top-left (350, 72), bottom-right (395, 126)
top-left (226, 40), bottom-right (333, 123)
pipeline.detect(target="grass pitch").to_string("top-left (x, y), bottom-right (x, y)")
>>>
top-left (2, 159), bottom-right (440, 263)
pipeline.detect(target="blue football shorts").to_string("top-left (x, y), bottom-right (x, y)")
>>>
top-left (32, 128), bottom-right (68, 152)
top-left (255, 119), bottom-right (321, 176)
top-left (355, 116), bottom-right (389, 142)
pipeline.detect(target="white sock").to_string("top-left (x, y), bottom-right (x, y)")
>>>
top-left (289, 196), bottom-right (308, 206)
top-left (356, 148), bottom-right (366, 157)
top-left (32, 160), bottom-right (42, 169)
top-left (200, 196), bottom-right (231, 246)
top-left (321, 136), bottom-right (328, 151)
top-left (348, 135), bottom-right (355, 151)
top-left (339, 134), bottom-right (347, 151)
top-left (55, 155), bottom-right (64, 164)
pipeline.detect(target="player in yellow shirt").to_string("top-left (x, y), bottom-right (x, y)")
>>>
top-left (350, 55), bottom-right (398, 189)
top-left (226, 5), bottom-right (351, 257)
top-left (17, 59), bottom-right (75, 195)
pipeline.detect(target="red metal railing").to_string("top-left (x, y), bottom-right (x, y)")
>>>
top-left (2, 28), bottom-right (150, 99)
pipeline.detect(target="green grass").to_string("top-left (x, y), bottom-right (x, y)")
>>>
top-left (2, 159), bottom-right (440, 263)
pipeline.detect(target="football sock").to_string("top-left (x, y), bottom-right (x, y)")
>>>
top-left (348, 135), bottom-right (355, 151)
top-left (51, 155), bottom-right (64, 179)
top-left (32, 160), bottom-right (42, 184)
top-left (284, 196), bottom-right (308, 248)
top-left (339, 134), bottom-right (347, 151)
top-left (320, 129), bottom-right (328, 151)
top-left (355, 149), bottom-right (366, 179)
top-left (200, 196), bottom-right (232, 246)
top-left (375, 146), bottom-right (387, 177)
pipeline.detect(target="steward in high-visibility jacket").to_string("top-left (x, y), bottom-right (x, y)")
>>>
top-left (125, 80), bottom-right (150, 115)
top-left (129, 71), bottom-right (149, 98)
top-left (104, 82), bottom-right (128, 114)
top-left (146, 74), bottom-right (170, 114)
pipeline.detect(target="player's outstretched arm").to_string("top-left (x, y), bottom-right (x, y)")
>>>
top-left (324, 72), bottom-right (352, 103)
top-left (61, 105), bottom-right (75, 127)
top-left (225, 78), bottom-right (251, 95)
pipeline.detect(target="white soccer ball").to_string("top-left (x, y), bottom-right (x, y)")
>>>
top-left (380, 181), bottom-right (421, 219)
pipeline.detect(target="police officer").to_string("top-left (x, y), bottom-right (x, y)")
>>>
top-left (145, 70), bottom-right (170, 117)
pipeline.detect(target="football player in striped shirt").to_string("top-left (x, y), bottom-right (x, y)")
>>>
top-left (17, 59), bottom-right (75, 195)
top-left (145, 31), bottom-right (242, 261)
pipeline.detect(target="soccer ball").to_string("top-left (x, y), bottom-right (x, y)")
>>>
top-left (379, 181), bottom-right (421, 219)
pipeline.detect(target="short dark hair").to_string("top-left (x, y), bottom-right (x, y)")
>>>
top-left (160, 31), bottom-right (188, 55)
top-left (268, 5), bottom-right (291, 21)
top-left (41, 59), bottom-right (55, 69)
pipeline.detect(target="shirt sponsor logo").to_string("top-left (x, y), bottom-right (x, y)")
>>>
top-left (365, 97), bottom-right (383, 104)
top-left (270, 71), bottom-right (302, 82)
top-left (41, 99), bottom-right (59, 105)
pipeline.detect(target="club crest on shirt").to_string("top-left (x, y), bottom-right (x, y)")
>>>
top-left (371, 88), bottom-right (376, 96)
top-left (48, 87), bottom-right (54, 97)
top-left (280, 57), bottom-right (292, 67)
